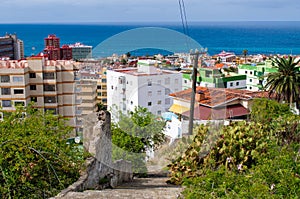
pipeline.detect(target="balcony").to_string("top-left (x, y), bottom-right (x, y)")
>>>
top-left (76, 98), bottom-right (82, 105)
top-left (76, 109), bottom-right (82, 116)
top-left (75, 87), bottom-right (82, 93)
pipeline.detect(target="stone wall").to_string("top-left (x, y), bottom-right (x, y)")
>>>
top-left (54, 111), bottom-right (133, 198)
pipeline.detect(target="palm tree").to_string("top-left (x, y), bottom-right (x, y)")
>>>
top-left (242, 49), bottom-right (248, 63)
top-left (265, 56), bottom-right (300, 109)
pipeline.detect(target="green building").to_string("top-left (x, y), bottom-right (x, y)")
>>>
top-left (182, 67), bottom-right (246, 90)
top-left (238, 60), bottom-right (278, 91)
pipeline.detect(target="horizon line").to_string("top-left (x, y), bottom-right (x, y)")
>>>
top-left (0, 20), bottom-right (300, 25)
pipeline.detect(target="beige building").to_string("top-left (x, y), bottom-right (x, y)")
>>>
top-left (0, 56), bottom-right (80, 130)
top-left (97, 67), bottom-right (108, 108)
top-left (77, 80), bottom-right (97, 115)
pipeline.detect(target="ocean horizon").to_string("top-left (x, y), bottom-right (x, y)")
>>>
top-left (1, 21), bottom-right (300, 57)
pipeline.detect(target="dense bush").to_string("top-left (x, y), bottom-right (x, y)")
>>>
top-left (0, 107), bottom-right (85, 198)
top-left (182, 145), bottom-right (300, 198)
top-left (168, 99), bottom-right (300, 197)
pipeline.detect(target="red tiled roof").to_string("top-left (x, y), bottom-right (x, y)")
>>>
top-left (170, 87), bottom-right (269, 107)
top-left (182, 104), bottom-right (249, 120)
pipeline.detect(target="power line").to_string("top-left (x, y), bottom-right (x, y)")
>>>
top-left (181, 0), bottom-right (190, 37)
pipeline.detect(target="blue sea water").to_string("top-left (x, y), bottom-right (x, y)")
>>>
top-left (0, 21), bottom-right (300, 57)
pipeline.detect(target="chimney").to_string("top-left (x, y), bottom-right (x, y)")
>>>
top-left (196, 91), bottom-right (205, 102)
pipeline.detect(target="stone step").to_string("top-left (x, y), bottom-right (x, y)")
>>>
top-left (61, 177), bottom-right (183, 199)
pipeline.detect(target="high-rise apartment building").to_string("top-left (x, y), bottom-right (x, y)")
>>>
top-left (0, 56), bottom-right (80, 130)
top-left (44, 34), bottom-right (61, 60)
top-left (0, 34), bottom-right (24, 60)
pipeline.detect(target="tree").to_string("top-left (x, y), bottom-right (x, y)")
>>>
top-left (0, 106), bottom-right (85, 198)
top-left (111, 106), bottom-right (166, 174)
top-left (242, 49), bottom-right (248, 63)
top-left (250, 98), bottom-right (292, 123)
top-left (118, 106), bottom-right (166, 149)
top-left (265, 56), bottom-right (300, 108)
top-left (96, 102), bottom-right (107, 111)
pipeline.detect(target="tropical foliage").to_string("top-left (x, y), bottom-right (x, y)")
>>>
top-left (0, 106), bottom-right (85, 198)
top-left (167, 99), bottom-right (300, 198)
top-left (242, 49), bottom-right (248, 63)
top-left (265, 56), bottom-right (300, 106)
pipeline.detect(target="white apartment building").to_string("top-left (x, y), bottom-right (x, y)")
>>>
top-left (0, 56), bottom-right (80, 130)
top-left (107, 60), bottom-right (182, 119)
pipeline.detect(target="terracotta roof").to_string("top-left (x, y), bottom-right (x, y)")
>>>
top-left (170, 87), bottom-right (269, 107)
top-left (182, 104), bottom-right (249, 120)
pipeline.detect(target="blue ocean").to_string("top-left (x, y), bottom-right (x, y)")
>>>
top-left (0, 21), bottom-right (300, 57)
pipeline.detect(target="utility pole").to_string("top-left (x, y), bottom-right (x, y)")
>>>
top-left (188, 49), bottom-right (206, 135)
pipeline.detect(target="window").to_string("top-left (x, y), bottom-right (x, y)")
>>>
top-left (43, 72), bottom-right (55, 80)
top-left (250, 71), bottom-right (253, 75)
top-left (230, 83), bottom-right (233, 87)
top-left (97, 85), bottom-right (102, 89)
top-left (148, 102), bottom-right (152, 106)
top-left (14, 89), bottom-right (24, 94)
top-left (111, 85), bottom-right (114, 90)
top-left (165, 78), bottom-right (170, 85)
top-left (101, 79), bottom-right (107, 83)
top-left (44, 84), bottom-right (56, 92)
top-left (165, 88), bottom-right (170, 95)
top-left (14, 101), bottom-right (25, 107)
top-left (148, 81), bottom-right (152, 86)
top-left (157, 110), bottom-right (162, 115)
top-left (31, 97), bottom-right (37, 102)
top-left (44, 96), bottom-right (57, 103)
top-left (157, 90), bottom-right (162, 95)
top-left (249, 79), bottom-right (252, 82)
top-left (249, 86), bottom-right (252, 90)
top-left (157, 100), bottom-right (162, 105)
top-left (236, 82), bottom-right (240, 86)
top-left (29, 73), bottom-right (36, 78)
top-left (148, 91), bottom-right (152, 96)
top-left (1, 75), bottom-right (10, 83)
top-left (30, 85), bottom-right (37, 90)
top-left (131, 101), bottom-right (133, 105)
top-left (2, 100), bottom-right (12, 107)
top-left (165, 98), bottom-right (170, 105)
top-left (44, 108), bottom-right (57, 114)
top-left (13, 76), bottom-right (23, 82)
top-left (1, 88), bottom-right (11, 95)
top-left (245, 71), bottom-right (247, 74)
top-left (184, 80), bottom-right (187, 84)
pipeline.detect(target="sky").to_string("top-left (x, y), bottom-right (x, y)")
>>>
top-left (1, 0), bottom-right (300, 23)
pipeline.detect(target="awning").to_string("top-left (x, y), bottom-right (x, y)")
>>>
top-left (182, 104), bottom-right (249, 120)
top-left (162, 112), bottom-right (178, 121)
top-left (169, 104), bottom-right (190, 114)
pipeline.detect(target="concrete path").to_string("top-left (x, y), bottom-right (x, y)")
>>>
top-left (61, 176), bottom-right (183, 199)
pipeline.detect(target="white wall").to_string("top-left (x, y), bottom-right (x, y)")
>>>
top-left (107, 69), bottom-right (182, 119)
top-left (226, 80), bottom-right (246, 89)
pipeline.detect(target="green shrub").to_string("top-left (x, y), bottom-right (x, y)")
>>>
top-left (0, 107), bottom-right (85, 198)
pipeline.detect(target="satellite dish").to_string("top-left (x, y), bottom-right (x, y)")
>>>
top-left (74, 136), bottom-right (81, 144)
